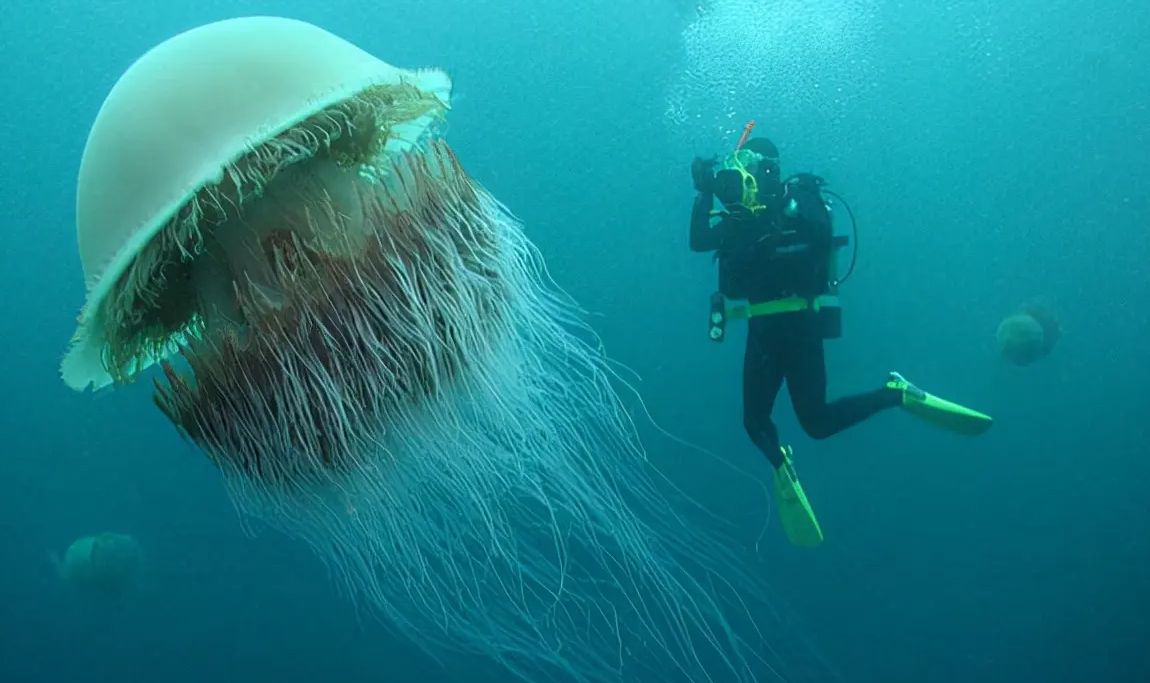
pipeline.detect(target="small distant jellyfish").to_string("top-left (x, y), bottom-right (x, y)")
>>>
top-left (55, 533), bottom-right (145, 599)
top-left (997, 302), bottom-right (1061, 366)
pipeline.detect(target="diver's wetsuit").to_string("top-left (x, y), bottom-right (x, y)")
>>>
top-left (690, 189), bottom-right (901, 470)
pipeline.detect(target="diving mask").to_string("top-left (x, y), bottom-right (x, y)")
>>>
top-left (715, 149), bottom-right (766, 211)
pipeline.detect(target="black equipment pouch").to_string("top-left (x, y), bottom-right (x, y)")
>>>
top-left (708, 292), bottom-right (726, 342)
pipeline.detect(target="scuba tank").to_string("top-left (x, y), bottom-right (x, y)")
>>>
top-left (782, 172), bottom-right (859, 290)
top-left (782, 172), bottom-right (854, 340)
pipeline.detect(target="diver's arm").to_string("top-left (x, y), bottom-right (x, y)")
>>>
top-left (689, 192), bottom-right (722, 252)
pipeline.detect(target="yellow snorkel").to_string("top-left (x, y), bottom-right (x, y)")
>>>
top-left (715, 120), bottom-right (768, 216)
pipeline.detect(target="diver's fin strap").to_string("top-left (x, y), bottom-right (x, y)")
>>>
top-left (727, 295), bottom-right (840, 321)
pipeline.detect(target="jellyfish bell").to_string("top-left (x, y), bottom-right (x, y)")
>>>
top-left (996, 302), bottom-right (1060, 367)
top-left (60, 16), bottom-right (782, 683)
top-left (62, 15), bottom-right (451, 391)
top-left (1019, 301), bottom-right (1061, 354)
top-left (54, 532), bottom-right (146, 600)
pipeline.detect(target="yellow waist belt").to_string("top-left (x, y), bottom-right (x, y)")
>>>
top-left (727, 294), bottom-right (840, 321)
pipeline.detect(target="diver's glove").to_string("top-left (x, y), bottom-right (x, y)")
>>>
top-left (691, 156), bottom-right (717, 194)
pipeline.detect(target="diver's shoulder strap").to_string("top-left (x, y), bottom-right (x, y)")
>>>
top-left (786, 172), bottom-right (827, 186)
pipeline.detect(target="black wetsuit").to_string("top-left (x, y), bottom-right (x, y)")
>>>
top-left (690, 186), bottom-right (901, 470)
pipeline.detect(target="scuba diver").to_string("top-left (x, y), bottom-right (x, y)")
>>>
top-left (690, 125), bottom-right (993, 548)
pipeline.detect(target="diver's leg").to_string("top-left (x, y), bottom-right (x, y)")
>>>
top-left (742, 318), bottom-right (786, 470)
top-left (760, 315), bottom-right (825, 547)
top-left (786, 314), bottom-right (900, 440)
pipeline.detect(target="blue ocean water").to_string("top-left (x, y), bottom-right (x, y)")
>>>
top-left (0, 0), bottom-right (1146, 682)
